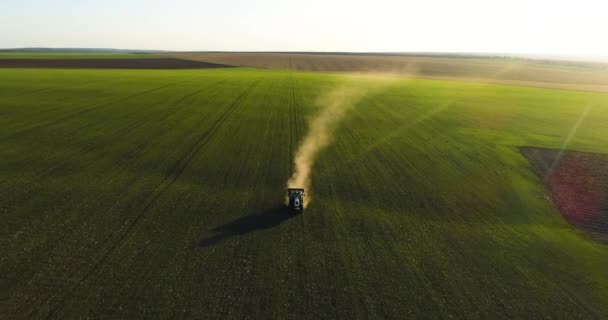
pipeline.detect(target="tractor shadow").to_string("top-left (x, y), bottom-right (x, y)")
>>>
top-left (198, 206), bottom-right (297, 247)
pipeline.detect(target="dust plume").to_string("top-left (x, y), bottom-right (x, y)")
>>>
top-left (287, 74), bottom-right (398, 206)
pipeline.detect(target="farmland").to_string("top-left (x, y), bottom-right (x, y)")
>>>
top-left (0, 58), bottom-right (231, 69)
top-left (0, 52), bottom-right (154, 59)
top-left (1, 63), bottom-right (608, 319)
top-left (170, 52), bottom-right (608, 93)
top-left (522, 147), bottom-right (608, 243)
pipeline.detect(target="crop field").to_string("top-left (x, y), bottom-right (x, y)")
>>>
top-left (171, 53), bottom-right (608, 93)
top-left (0, 58), bottom-right (231, 70)
top-left (2, 65), bottom-right (608, 319)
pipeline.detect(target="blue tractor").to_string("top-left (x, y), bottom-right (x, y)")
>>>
top-left (287, 188), bottom-right (305, 213)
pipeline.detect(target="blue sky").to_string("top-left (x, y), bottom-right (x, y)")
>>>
top-left (2, 0), bottom-right (607, 56)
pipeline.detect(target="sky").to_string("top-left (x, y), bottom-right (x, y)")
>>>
top-left (2, 0), bottom-right (607, 57)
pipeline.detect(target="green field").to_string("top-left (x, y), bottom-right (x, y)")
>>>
top-left (2, 67), bottom-right (608, 319)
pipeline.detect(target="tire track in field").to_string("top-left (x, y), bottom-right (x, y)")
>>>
top-left (0, 79), bottom-right (191, 142)
top-left (0, 77), bottom-right (209, 186)
top-left (0, 79), bottom-right (141, 130)
top-left (43, 78), bottom-right (261, 319)
top-left (3, 78), bottom-right (236, 291)
top-left (1, 87), bottom-right (54, 99)
top-left (289, 75), bottom-right (294, 171)
top-left (0, 79), bottom-right (228, 188)
top-left (34, 80), bottom-right (229, 179)
top-left (4, 78), bottom-right (236, 314)
top-left (0, 79), bottom-right (116, 130)
top-left (287, 58), bottom-right (296, 171)
top-left (0, 78), bottom-right (109, 101)
top-left (51, 76), bottom-right (236, 177)
top-left (289, 74), bottom-right (313, 307)
top-left (25, 80), bottom-right (200, 148)
top-left (291, 75), bottom-right (300, 144)
top-left (288, 74), bottom-right (300, 172)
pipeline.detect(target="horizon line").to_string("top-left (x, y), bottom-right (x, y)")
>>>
top-left (1, 47), bottom-right (607, 62)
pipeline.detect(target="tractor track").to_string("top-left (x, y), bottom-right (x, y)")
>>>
top-left (2, 80), bottom-right (229, 301)
top-left (44, 77), bottom-right (205, 141)
top-left (292, 76), bottom-right (300, 144)
top-left (7, 78), bottom-right (240, 300)
top-left (1, 86), bottom-right (55, 100)
top-left (0, 78), bottom-right (230, 187)
top-left (0, 79), bottom-right (146, 131)
top-left (5, 77), bottom-right (239, 313)
top-left (288, 74), bottom-right (300, 172)
top-left (43, 78), bottom-right (261, 319)
top-left (158, 79), bottom-right (260, 192)
top-left (0, 79), bottom-right (191, 142)
top-left (0, 81), bottom-right (221, 190)
top-left (0, 78), bottom-right (107, 101)
top-left (289, 78), bottom-right (294, 170)
top-left (288, 59), bottom-right (296, 171)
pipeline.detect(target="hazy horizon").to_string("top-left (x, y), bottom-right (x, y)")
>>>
top-left (2, 0), bottom-right (608, 57)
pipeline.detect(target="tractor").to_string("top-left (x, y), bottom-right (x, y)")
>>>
top-left (287, 188), bottom-right (305, 213)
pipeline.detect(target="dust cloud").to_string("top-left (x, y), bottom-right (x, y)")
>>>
top-left (287, 74), bottom-right (398, 206)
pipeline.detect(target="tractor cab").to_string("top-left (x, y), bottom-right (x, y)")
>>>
top-left (287, 188), bottom-right (305, 213)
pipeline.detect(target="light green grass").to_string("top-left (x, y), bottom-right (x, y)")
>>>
top-left (0, 52), bottom-right (154, 59)
top-left (1, 68), bottom-right (607, 319)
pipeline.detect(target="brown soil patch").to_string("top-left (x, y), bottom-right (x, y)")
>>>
top-left (167, 53), bottom-right (608, 92)
top-left (0, 58), bottom-right (233, 69)
top-left (521, 147), bottom-right (608, 243)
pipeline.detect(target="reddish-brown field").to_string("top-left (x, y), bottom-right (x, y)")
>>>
top-left (522, 147), bottom-right (608, 243)
top-left (0, 58), bottom-right (232, 69)
top-left (168, 53), bottom-right (608, 92)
